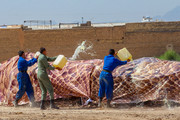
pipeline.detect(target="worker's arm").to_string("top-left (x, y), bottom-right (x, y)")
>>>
top-left (42, 57), bottom-right (55, 70)
top-left (115, 58), bottom-right (127, 66)
top-left (26, 58), bottom-right (37, 67)
top-left (47, 56), bottom-right (57, 62)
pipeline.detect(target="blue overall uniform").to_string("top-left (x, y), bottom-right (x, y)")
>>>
top-left (98, 54), bottom-right (127, 100)
top-left (15, 57), bottom-right (37, 102)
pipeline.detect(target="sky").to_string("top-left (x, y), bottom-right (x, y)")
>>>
top-left (0, 0), bottom-right (180, 25)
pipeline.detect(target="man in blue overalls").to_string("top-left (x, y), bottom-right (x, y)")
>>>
top-left (13, 51), bottom-right (38, 107)
top-left (98, 49), bottom-right (130, 108)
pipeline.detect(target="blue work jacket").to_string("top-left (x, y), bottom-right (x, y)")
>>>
top-left (103, 54), bottom-right (127, 72)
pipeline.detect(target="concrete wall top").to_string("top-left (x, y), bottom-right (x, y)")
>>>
top-left (126, 21), bottom-right (180, 32)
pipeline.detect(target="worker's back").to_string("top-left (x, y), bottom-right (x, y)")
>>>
top-left (103, 54), bottom-right (127, 72)
top-left (18, 57), bottom-right (27, 71)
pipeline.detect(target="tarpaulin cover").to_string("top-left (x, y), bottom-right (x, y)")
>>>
top-left (0, 53), bottom-right (179, 105)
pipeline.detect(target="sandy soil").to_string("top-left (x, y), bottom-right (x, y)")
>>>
top-left (0, 101), bottom-right (180, 120)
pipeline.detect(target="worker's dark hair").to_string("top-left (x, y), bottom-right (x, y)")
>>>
top-left (109, 49), bottom-right (115, 55)
top-left (18, 50), bottom-right (24, 57)
top-left (40, 47), bottom-right (46, 54)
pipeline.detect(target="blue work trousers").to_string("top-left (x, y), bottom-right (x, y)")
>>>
top-left (98, 71), bottom-right (114, 100)
top-left (15, 72), bottom-right (34, 101)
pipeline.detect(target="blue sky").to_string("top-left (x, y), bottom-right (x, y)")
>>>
top-left (0, 0), bottom-right (180, 24)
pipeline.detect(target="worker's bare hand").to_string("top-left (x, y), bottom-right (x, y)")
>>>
top-left (127, 59), bottom-right (131, 62)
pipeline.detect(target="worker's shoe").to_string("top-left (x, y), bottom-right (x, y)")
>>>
top-left (106, 100), bottom-right (112, 108)
top-left (40, 100), bottom-right (46, 110)
top-left (13, 99), bottom-right (19, 107)
top-left (30, 97), bottom-right (37, 107)
top-left (30, 101), bottom-right (37, 107)
top-left (98, 102), bottom-right (102, 108)
top-left (98, 97), bottom-right (103, 108)
top-left (50, 99), bottom-right (59, 109)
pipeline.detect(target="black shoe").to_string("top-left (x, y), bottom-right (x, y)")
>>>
top-left (98, 97), bottom-right (103, 108)
top-left (13, 99), bottom-right (18, 107)
top-left (50, 99), bottom-right (59, 109)
top-left (30, 101), bottom-right (37, 108)
top-left (107, 100), bottom-right (112, 108)
top-left (40, 100), bottom-right (46, 110)
top-left (30, 97), bottom-right (37, 107)
top-left (98, 98), bottom-right (102, 108)
top-left (98, 102), bottom-right (102, 108)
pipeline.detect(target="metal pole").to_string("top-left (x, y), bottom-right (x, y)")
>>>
top-left (82, 17), bottom-right (84, 23)
top-left (59, 23), bottom-right (61, 29)
top-left (50, 20), bottom-right (52, 29)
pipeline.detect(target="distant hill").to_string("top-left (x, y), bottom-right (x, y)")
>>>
top-left (163, 6), bottom-right (180, 21)
top-left (154, 6), bottom-right (180, 21)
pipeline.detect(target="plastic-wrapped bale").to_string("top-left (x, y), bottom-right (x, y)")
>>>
top-left (0, 53), bottom-right (94, 105)
top-left (0, 53), bottom-right (179, 105)
top-left (90, 57), bottom-right (180, 104)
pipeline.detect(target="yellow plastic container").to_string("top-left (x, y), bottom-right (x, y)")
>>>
top-left (117, 48), bottom-right (133, 61)
top-left (53, 55), bottom-right (67, 69)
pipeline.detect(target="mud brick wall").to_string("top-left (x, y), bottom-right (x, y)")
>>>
top-left (124, 22), bottom-right (180, 58)
top-left (23, 26), bottom-right (126, 60)
top-left (0, 21), bottom-right (180, 62)
top-left (0, 28), bottom-right (24, 62)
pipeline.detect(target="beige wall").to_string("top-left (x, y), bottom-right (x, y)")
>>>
top-left (0, 21), bottom-right (180, 62)
top-left (0, 29), bottom-right (24, 62)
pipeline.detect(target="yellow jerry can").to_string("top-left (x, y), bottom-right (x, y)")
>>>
top-left (53, 55), bottom-right (67, 69)
top-left (117, 48), bottom-right (133, 61)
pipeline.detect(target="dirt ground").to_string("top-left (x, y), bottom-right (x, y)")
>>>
top-left (0, 99), bottom-right (180, 120)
